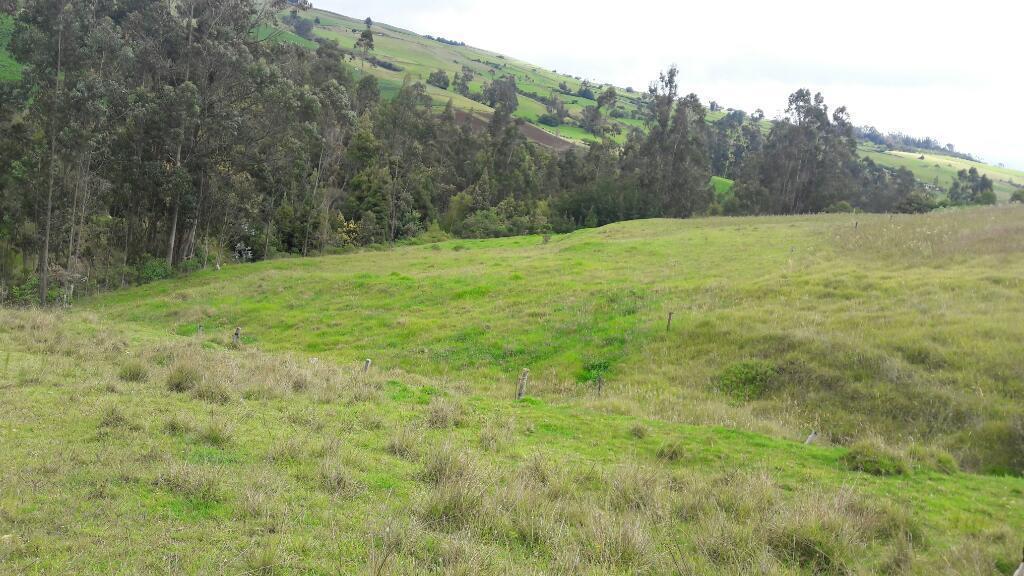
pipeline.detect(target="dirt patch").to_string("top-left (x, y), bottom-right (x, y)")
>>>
top-left (451, 110), bottom-right (580, 152)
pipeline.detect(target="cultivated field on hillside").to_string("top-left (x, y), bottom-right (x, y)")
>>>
top-left (860, 146), bottom-right (1024, 200)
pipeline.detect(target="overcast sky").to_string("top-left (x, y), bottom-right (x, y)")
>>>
top-left (316, 0), bottom-right (1023, 169)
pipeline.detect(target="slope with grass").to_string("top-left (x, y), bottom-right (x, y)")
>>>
top-left (88, 206), bottom-right (1024, 474)
top-left (5, 207), bottom-right (1024, 572)
top-left (861, 145), bottom-right (1024, 200)
top-left (270, 7), bottom-right (665, 147)
top-left (271, 8), bottom-right (1023, 197)
top-left (0, 15), bottom-right (20, 82)
top-left (2, 305), bottom-right (1022, 573)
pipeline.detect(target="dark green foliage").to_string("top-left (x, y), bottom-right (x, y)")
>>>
top-left (717, 360), bottom-right (777, 401)
top-left (1010, 189), bottom-right (1024, 203)
top-left (426, 69), bottom-right (450, 90)
top-left (138, 258), bottom-right (172, 284)
top-left (948, 167), bottom-right (996, 205)
top-left (842, 441), bottom-right (910, 476)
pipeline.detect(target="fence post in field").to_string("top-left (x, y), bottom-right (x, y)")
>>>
top-left (516, 368), bottom-right (530, 400)
top-left (196, 324), bottom-right (203, 337)
top-left (363, 358), bottom-right (372, 373)
top-left (232, 327), bottom-right (241, 346)
top-left (666, 312), bottom-right (674, 331)
top-left (595, 374), bottom-right (604, 395)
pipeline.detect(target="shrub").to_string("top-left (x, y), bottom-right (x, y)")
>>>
top-left (717, 360), bottom-right (777, 401)
top-left (1010, 189), bottom-right (1024, 204)
top-left (842, 440), bottom-right (910, 476)
top-left (629, 423), bottom-right (649, 439)
top-left (538, 113), bottom-right (560, 127)
top-left (118, 361), bottom-right (148, 383)
top-left (908, 444), bottom-right (959, 474)
top-left (138, 257), bottom-right (172, 284)
top-left (166, 364), bottom-right (201, 392)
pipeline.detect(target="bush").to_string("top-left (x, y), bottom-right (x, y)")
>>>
top-left (716, 360), bottom-right (777, 401)
top-left (537, 113), bottom-right (560, 127)
top-left (118, 361), bottom-right (149, 383)
top-left (166, 364), bottom-right (201, 392)
top-left (908, 444), bottom-right (959, 474)
top-left (1010, 189), bottom-right (1024, 204)
top-left (842, 440), bottom-right (910, 476)
top-left (138, 257), bottom-right (172, 284)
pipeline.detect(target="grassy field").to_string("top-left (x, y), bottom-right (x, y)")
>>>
top-left (3, 207), bottom-right (1023, 573)
top-left (0, 15), bottom-right (21, 82)
top-left (860, 146), bottom-right (1024, 200)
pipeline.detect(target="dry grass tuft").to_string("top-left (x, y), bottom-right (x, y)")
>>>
top-left (166, 363), bottom-right (201, 393)
top-left (425, 397), bottom-right (464, 429)
top-left (387, 426), bottom-right (421, 459)
top-left (117, 361), bottom-right (148, 383)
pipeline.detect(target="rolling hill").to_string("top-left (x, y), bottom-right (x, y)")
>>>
top-left (262, 6), bottom-right (1023, 199)
top-left (3, 207), bottom-right (1024, 573)
top-left (860, 144), bottom-right (1024, 200)
top-left (4, 8), bottom-right (1019, 198)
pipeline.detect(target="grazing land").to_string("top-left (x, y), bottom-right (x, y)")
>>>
top-left (3, 207), bottom-right (1023, 574)
top-left (860, 145), bottom-right (1024, 200)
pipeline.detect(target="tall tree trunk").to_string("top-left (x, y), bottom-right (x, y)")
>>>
top-left (166, 196), bottom-right (179, 266)
top-left (40, 22), bottom-right (63, 306)
top-left (168, 1), bottom-right (195, 267)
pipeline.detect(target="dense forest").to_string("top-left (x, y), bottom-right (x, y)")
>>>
top-left (0, 0), bottom-right (998, 305)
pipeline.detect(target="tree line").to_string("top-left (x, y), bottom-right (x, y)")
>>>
top-left (0, 0), bottom-right (994, 305)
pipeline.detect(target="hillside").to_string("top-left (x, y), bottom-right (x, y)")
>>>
top-left (860, 144), bottom-right (1024, 200)
top-left (264, 7), bottom-right (685, 148)
top-left (264, 7), bottom-right (1022, 198)
top-left (3, 207), bottom-right (1024, 573)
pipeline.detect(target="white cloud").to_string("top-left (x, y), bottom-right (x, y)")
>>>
top-left (318, 0), bottom-right (1024, 168)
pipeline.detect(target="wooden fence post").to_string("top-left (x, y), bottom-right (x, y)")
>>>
top-left (516, 368), bottom-right (530, 400)
top-left (232, 327), bottom-right (241, 345)
top-left (666, 312), bottom-right (674, 331)
top-left (363, 359), bottom-right (372, 373)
